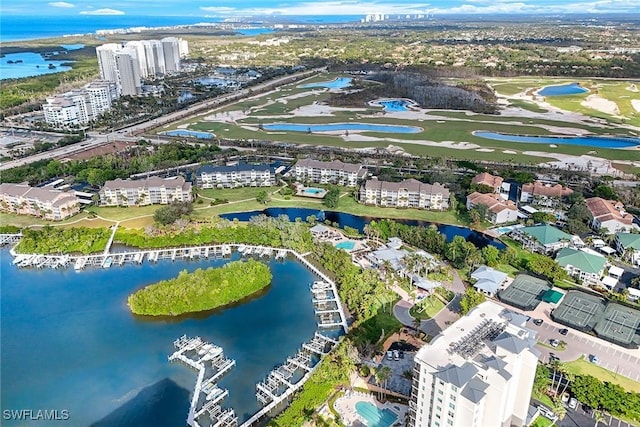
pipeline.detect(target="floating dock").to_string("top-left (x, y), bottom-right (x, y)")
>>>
top-left (169, 335), bottom-right (237, 427)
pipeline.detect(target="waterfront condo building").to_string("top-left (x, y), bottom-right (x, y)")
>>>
top-left (466, 192), bottom-right (519, 224)
top-left (99, 176), bottom-right (192, 207)
top-left (471, 172), bottom-right (510, 200)
top-left (409, 301), bottom-right (540, 427)
top-left (195, 162), bottom-right (276, 188)
top-left (0, 183), bottom-right (80, 220)
top-left (293, 158), bottom-right (367, 187)
top-left (360, 178), bottom-right (450, 210)
top-left (614, 232), bottom-right (640, 266)
top-left (161, 37), bottom-right (181, 73)
top-left (585, 197), bottom-right (639, 234)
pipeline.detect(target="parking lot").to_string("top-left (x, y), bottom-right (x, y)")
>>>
top-left (370, 348), bottom-right (415, 397)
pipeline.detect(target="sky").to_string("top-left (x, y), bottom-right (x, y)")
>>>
top-left (2, 0), bottom-right (640, 16)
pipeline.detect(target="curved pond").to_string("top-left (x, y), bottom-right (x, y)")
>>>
top-left (474, 131), bottom-right (640, 149)
top-left (220, 207), bottom-right (504, 249)
top-left (162, 129), bottom-right (215, 139)
top-left (0, 252), bottom-right (321, 426)
top-left (263, 122), bottom-right (422, 134)
top-left (538, 83), bottom-right (588, 97)
top-left (370, 98), bottom-right (416, 112)
top-left (1, 52), bottom-right (73, 80)
top-left (298, 77), bottom-right (352, 89)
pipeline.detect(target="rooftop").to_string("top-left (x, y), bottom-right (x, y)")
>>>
top-left (586, 197), bottom-right (634, 225)
top-left (471, 172), bottom-right (503, 190)
top-left (467, 192), bottom-right (517, 214)
top-left (555, 247), bottom-right (606, 275)
top-left (197, 162), bottom-right (272, 175)
top-left (616, 232), bottom-right (640, 250)
top-left (295, 158), bottom-right (365, 175)
top-left (522, 181), bottom-right (573, 198)
top-left (518, 224), bottom-right (573, 245)
top-left (363, 178), bottom-right (450, 197)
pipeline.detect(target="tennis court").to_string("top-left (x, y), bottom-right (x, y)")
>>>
top-left (594, 303), bottom-right (640, 348)
top-left (551, 291), bottom-right (606, 331)
top-left (498, 274), bottom-right (550, 311)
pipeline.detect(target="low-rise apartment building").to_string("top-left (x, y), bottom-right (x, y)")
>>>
top-left (520, 181), bottom-right (573, 207)
top-left (0, 183), bottom-right (80, 220)
top-left (586, 197), bottom-right (638, 234)
top-left (511, 224), bottom-right (574, 254)
top-left (293, 158), bottom-right (367, 187)
top-left (99, 176), bottom-right (192, 206)
top-left (471, 172), bottom-right (510, 200)
top-left (614, 232), bottom-right (640, 266)
top-left (360, 178), bottom-right (450, 210)
top-left (195, 162), bottom-right (275, 188)
top-left (466, 192), bottom-right (519, 224)
top-left (555, 247), bottom-right (606, 286)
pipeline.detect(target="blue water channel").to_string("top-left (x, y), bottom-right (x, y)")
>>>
top-left (299, 77), bottom-right (353, 89)
top-left (162, 129), bottom-right (215, 139)
top-left (474, 131), bottom-right (640, 149)
top-left (0, 252), bottom-right (319, 426)
top-left (538, 83), bottom-right (588, 97)
top-left (263, 122), bottom-right (422, 134)
top-left (0, 52), bottom-right (73, 80)
top-left (219, 208), bottom-right (504, 249)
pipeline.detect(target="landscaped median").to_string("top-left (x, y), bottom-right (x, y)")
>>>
top-left (127, 259), bottom-right (272, 316)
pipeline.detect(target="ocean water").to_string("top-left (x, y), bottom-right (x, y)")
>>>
top-left (0, 250), bottom-right (319, 426)
top-left (0, 52), bottom-right (73, 80)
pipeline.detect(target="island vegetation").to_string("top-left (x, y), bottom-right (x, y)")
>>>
top-left (127, 259), bottom-right (272, 316)
top-left (16, 226), bottom-right (110, 254)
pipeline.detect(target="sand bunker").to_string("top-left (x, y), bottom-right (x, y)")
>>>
top-left (476, 148), bottom-right (494, 152)
top-left (581, 94), bottom-right (620, 116)
top-left (503, 150), bottom-right (517, 154)
top-left (627, 84), bottom-right (638, 93)
top-left (632, 99), bottom-right (640, 113)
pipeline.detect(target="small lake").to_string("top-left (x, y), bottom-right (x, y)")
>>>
top-left (195, 76), bottom-right (234, 87)
top-left (162, 129), bottom-right (215, 139)
top-left (263, 122), bottom-right (422, 134)
top-left (60, 44), bottom-right (85, 51)
top-left (474, 131), bottom-right (640, 149)
top-left (370, 99), bottom-right (416, 112)
top-left (0, 252), bottom-right (320, 426)
top-left (299, 77), bottom-right (352, 89)
top-left (0, 52), bottom-right (73, 80)
top-left (235, 27), bottom-right (275, 36)
top-left (538, 83), bottom-right (588, 97)
top-left (219, 207), bottom-right (504, 250)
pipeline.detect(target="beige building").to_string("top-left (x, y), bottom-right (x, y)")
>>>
top-left (466, 192), bottom-right (519, 224)
top-left (0, 183), bottom-right (80, 220)
top-left (520, 181), bottom-right (573, 207)
top-left (471, 172), bottom-right (510, 200)
top-left (585, 197), bottom-right (638, 234)
top-left (409, 301), bottom-right (540, 427)
top-left (293, 158), bottom-right (367, 187)
top-left (360, 178), bottom-right (450, 210)
top-left (99, 176), bottom-right (192, 207)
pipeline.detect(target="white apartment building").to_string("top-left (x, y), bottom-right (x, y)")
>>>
top-left (466, 192), bottom-right (520, 224)
top-left (142, 40), bottom-right (166, 76)
top-left (0, 183), bottom-right (80, 221)
top-left (586, 197), bottom-right (638, 234)
top-left (96, 43), bottom-right (120, 82)
top-left (99, 176), bottom-right (192, 207)
top-left (161, 37), bottom-right (181, 73)
top-left (196, 162), bottom-right (275, 188)
top-left (124, 41), bottom-right (149, 78)
top-left (42, 81), bottom-right (118, 127)
top-left (361, 178), bottom-right (450, 210)
top-left (409, 301), bottom-right (540, 427)
top-left (293, 159), bottom-right (367, 187)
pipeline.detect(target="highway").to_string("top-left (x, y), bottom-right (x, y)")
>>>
top-left (0, 68), bottom-right (323, 172)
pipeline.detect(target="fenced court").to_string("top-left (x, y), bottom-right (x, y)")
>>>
top-left (594, 303), bottom-right (640, 348)
top-left (498, 274), bottom-right (550, 311)
top-left (551, 291), bottom-right (606, 331)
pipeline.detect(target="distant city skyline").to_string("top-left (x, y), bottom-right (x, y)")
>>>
top-left (3, 0), bottom-right (640, 16)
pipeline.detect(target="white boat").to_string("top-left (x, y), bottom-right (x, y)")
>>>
top-left (237, 244), bottom-right (246, 253)
top-left (102, 256), bottom-right (113, 269)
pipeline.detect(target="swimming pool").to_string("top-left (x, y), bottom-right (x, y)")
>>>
top-left (538, 83), bottom-right (588, 97)
top-left (355, 401), bottom-right (398, 427)
top-left (335, 241), bottom-right (356, 251)
top-left (371, 99), bottom-right (414, 112)
top-left (263, 123), bottom-right (422, 134)
top-left (299, 77), bottom-right (352, 89)
top-left (474, 131), bottom-right (640, 149)
top-left (162, 130), bottom-right (215, 139)
top-left (304, 188), bottom-right (324, 195)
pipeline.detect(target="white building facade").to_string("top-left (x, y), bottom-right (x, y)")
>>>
top-left (293, 158), bottom-right (366, 187)
top-left (410, 301), bottom-right (540, 427)
top-left (360, 178), bottom-right (450, 210)
top-left (99, 176), bottom-right (192, 207)
top-left (42, 81), bottom-right (118, 127)
top-left (195, 163), bottom-right (275, 188)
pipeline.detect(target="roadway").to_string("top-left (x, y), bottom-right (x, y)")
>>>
top-left (0, 68), bottom-right (323, 172)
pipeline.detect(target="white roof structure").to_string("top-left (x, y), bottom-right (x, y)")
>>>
top-left (599, 246), bottom-right (616, 255)
top-left (412, 275), bottom-right (439, 291)
top-left (471, 266), bottom-right (508, 295)
top-left (628, 287), bottom-right (640, 300)
top-left (602, 276), bottom-right (618, 289)
top-left (310, 224), bottom-right (330, 234)
top-left (520, 205), bottom-right (538, 214)
top-left (592, 238), bottom-right (606, 248)
top-left (388, 237), bottom-right (403, 249)
top-left (608, 266), bottom-right (624, 278)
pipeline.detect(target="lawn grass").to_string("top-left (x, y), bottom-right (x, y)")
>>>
top-left (564, 356), bottom-right (640, 394)
top-left (409, 296), bottom-right (445, 320)
top-left (87, 205), bottom-right (160, 221)
top-left (197, 186), bottom-right (282, 202)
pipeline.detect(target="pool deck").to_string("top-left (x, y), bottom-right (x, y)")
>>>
top-left (334, 390), bottom-right (408, 427)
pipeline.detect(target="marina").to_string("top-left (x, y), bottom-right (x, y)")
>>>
top-left (169, 335), bottom-right (238, 427)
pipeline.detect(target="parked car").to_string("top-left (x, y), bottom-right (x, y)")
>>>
top-left (589, 354), bottom-right (600, 364)
top-left (399, 351), bottom-right (405, 359)
top-left (533, 318), bottom-right (544, 326)
top-left (568, 398), bottom-right (578, 410)
top-left (549, 353), bottom-right (559, 362)
top-left (559, 328), bottom-right (569, 335)
top-left (537, 405), bottom-right (556, 420)
top-left (393, 350), bottom-right (400, 361)
top-left (550, 339), bottom-right (560, 348)
top-left (386, 351), bottom-right (393, 361)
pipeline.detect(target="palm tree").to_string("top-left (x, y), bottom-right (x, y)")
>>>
top-left (593, 410), bottom-right (606, 426)
top-left (412, 317), bottom-right (422, 337)
top-left (375, 366), bottom-right (392, 399)
top-left (549, 398), bottom-right (567, 427)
